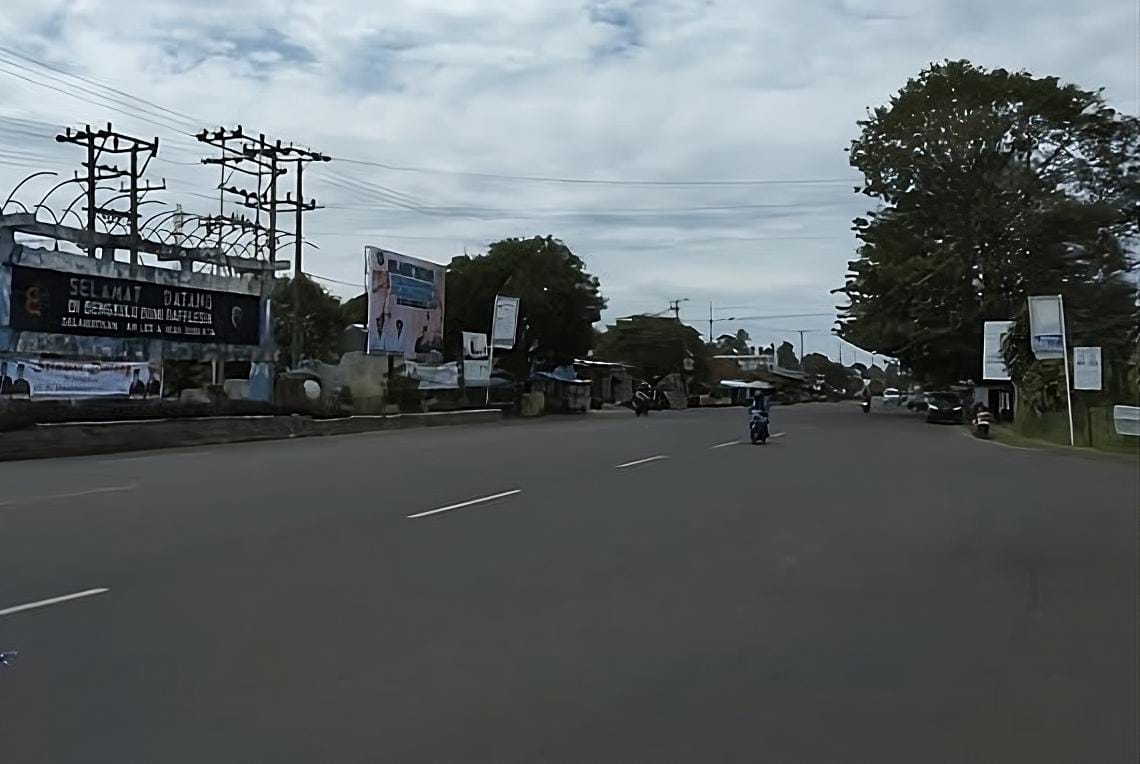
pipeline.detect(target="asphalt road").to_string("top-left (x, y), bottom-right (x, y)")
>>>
top-left (1, 403), bottom-right (1137, 763)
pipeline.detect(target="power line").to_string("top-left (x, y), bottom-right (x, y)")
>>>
top-left (335, 156), bottom-right (859, 188)
top-left (305, 272), bottom-right (363, 288)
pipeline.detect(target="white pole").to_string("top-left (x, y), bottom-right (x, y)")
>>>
top-left (485, 296), bottom-right (497, 407)
top-left (1058, 294), bottom-right (1075, 446)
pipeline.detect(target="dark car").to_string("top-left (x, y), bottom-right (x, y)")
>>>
top-left (925, 391), bottom-right (964, 424)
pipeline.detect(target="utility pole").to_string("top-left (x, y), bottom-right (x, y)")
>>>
top-left (197, 128), bottom-right (328, 367)
top-left (56, 123), bottom-right (160, 261)
top-left (669, 298), bottom-right (688, 321)
top-left (709, 302), bottom-right (714, 345)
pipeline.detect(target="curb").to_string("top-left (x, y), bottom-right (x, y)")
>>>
top-left (0, 409), bottom-right (503, 463)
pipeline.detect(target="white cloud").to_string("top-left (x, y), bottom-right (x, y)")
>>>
top-left (0, 0), bottom-right (1134, 356)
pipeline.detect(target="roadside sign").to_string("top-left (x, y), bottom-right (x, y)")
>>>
top-left (1072, 347), bottom-right (1102, 391)
top-left (1027, 296), bottom-right (1064, 360)
top-left (981, 320), bottom-right (1012, 380)
top-left (491, 295), bottom-right (520, 349)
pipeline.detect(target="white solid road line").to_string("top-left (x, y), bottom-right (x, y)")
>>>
top-left (0, 485), bottom-right (136, 508)
top-left (0, 588), bottom-right (110, 618)
top-left (711, 441), bottom-right (740, 449)
top-left (771, 432), bottom-right (787, 439)
top-left (407, 489), bottom-right (522, 519)
top-left (615, 455), bottom-right (669, 469)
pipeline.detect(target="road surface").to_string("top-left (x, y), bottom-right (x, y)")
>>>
top-left (1, 404), bottom-right (1137, 762)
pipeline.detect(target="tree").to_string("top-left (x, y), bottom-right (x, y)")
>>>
top-left (802, 352), bottom-right (856, 392)
top-left (594, 315), bottom-right (709, 382)
top-left (776, 340), bottom-right (800, 370)
top-left (340, 292), bottom-right (367, 326)
top-left (445, 236), bottom-right (606, 375)
top-left (836, 60), bottom-right (1140, 385)
top-left (713, 328), bottom-right (751, 355)
top-left (272, 275), bottom-right (346, 365)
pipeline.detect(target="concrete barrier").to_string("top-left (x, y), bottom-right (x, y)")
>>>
top-left (0, 409), bottom-right (503, 462)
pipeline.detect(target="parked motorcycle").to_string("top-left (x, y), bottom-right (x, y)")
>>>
top-left (634, 390), bottom-right (652, 417)
top-left (974, 407), bottom-right (994, 438)
top-left (749, 409), bottom-right (770, 444)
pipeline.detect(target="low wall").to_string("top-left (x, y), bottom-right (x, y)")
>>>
top-left (0, 409), bottom-right (503, 462)
top-left (1014, 405), bottom-right (1138, 452)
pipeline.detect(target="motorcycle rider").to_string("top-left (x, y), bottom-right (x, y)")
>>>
top-left (633, 381), bottom-right (653, 413)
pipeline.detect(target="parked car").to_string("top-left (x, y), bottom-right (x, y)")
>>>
top-left (907, 393), bottom-right (929, 411)
top-left (883, 387), bottom-right (903, 405)
top-left (925, 391), bottom-right (964, 424)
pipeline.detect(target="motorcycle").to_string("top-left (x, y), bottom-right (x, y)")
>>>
top-left (861, 398), bottom-right (871, 413)
top-left (633, 391), bottom-right (652, 417)
top-left (974, 408), bottom-right (994, 438)
top-left (749, 409), bottom-right (770, 444)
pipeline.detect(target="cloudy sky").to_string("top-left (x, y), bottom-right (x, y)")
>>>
top-left (0, 0), bottom-right (1135, 359)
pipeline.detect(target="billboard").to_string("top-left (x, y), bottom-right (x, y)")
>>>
top-left (365, 246), bottom-right (445, 361)
top-left (982, 321), bottom-right (1013, 381)
top-left (7, 265), bottom-right (260, 345)
top-left (0, 356), bottom-right (161, 399)
top-left (1027, 295), bottom-right (1065, 360)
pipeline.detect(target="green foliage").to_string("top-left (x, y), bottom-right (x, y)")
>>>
top-left (445, 236), bottom-right (606, 375)
top-left (836, 59), bottom-right (1140, 385)
top-left (776, 340), bottom-right (800, 370)
top-left (714, 329), bottom-right (751, 355)
top-left (594, 316), bottom-right (709, 382)
top-left (340, 292), bottom-right (368, 326)
top-left (272, 275), bottom-right (346, 365)
top-left (802, 352), bottom-right (857, 393)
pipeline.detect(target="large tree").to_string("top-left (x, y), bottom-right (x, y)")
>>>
top-left (445, 236), bottom-right (606, 374)
top-left (594, 315), bottom-right (709, 382)
top-left (272, 275), bottom-right (346, 365)
top-left (836, 60), bottom-right (1140, 385)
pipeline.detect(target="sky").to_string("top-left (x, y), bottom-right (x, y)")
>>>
top-left (0, 0), bottom-right (1136, 361)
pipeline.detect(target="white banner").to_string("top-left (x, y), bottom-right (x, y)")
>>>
top-left (491, 295), bottom-right (520, 349)
top-left (0, 357), bottom-right (160, 399)
top-left (365, 246), bottom-right (446, 361)
top-left (982, 321), bottom-right (1013, 380)
top-left (462, 331), bottom-right (490, 384)
top-left (1027, 295), bottom-right (1065, 360)
top-left (1072, 347), bottom-right (1102, 391)
top-left (403, 361), bottom-right (458, 390)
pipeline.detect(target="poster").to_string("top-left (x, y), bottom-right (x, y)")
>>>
top-left (404, 360), bottom-right (458, 390)
top-left (0, 357), bottom-right (161, 399)
top-left (1072, 347), bottom-right (1102, 391)
top-left (7, 265), bottom-right (260, 345)
top-left (365, 246), bottom-right (445, 361)
top-left (982, 320), bottom-right (1013, 380)
top-left (462, 331), bottom-right (490, 384)
top-left (1027, 295), bottom-right (1065, 360)
top-left (491, 295), bottom-right (520, 349)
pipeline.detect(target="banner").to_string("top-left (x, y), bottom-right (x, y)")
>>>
top-left (0, 357), bottom-right (160, 399)
top-left (462, 331), bottom-right (490, 384)
top-left (1027, 295), bottom-right (1065, 360)
top-left (403, 361), bottom-right (458, 390)
top-left (491, 295), bottom-right (520, 349)
top-left (365, 246), bottom-right (445, 361)
top-left (1072, 347), bottom-right (1102, 391)
top-left (981, 320), bottom-right (1013, 380)
top-left (7, 265), bottom-right (260, 345)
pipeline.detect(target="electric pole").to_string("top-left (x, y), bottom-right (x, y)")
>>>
top-left (197, 128), bottom-right (328, 367)
top-left (56, 123), bottom-right (162, 262)
top-left (668, 298), bottom-right (688, 321)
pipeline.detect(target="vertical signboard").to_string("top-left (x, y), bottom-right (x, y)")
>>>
top-left (981, 320), bottom-right (1013, 381)
top-left (1072, 347), bottom-right (1102, 391)
top-left (1027, 295), bottom-right (1064, 360)
top-left (462, 331), bottom-right (490, 384)
top-left (365, 246), bottom-right (446, 361)
top-left (491, 295), bottom-right (520, 349)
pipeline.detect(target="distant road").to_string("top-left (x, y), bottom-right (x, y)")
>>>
top-left (1, 404), bottom-right (1136, 763)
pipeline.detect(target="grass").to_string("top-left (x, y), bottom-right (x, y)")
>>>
top-left (990, 423), bottom-right (1139, 460)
